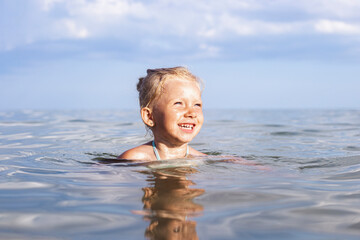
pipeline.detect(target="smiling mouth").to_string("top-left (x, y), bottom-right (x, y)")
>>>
top-left (179, 123), bottom-right (195, 131)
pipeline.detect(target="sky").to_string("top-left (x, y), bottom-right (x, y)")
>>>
top-left (1, 0), bottom-right (360, 110)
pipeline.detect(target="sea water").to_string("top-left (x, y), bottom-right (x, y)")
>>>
top-left (0, 109), bottom-right (359, 239)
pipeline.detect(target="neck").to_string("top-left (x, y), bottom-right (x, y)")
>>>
top-left (152, 140), bottom-right (189, 160)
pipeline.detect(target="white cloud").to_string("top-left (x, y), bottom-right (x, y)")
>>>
top-left (59, 19), bottom-right (89, 38)
top-left (303, 0), bottom-right (360, 18)
top-left (35, 0), bottom-right (360, 40)
top-left (198, 43), bottom-right (220, 57)
top-left (40, 0), bottom-right (64, 11)
top-left (218, 14), bottom-right (255, 36)
top-left (2, 0), bottom-right (360, 58)
top-left (315, 19), bottom-right (360, 34)
top-left (196, 14), bottom-right (308, 40)
top-left (64, 0), bottom-right (148, 20)
top-left (39, 0), bottom-right (149, 39)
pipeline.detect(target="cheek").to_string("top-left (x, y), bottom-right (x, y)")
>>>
top-left (161, 109), bottom-right (180, 126)
top-left (197, 111), bottom-right (204, 124)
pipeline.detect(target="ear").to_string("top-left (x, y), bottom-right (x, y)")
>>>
top-left (141, 107), bottom-right (154, 127)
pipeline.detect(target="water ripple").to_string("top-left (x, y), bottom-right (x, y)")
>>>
top-left (1, 109), bottom-right (360, 239)
top-left (0, 143), bottom-right (51, 149)
top-left (0, 182), bottom-right (51, 189)
top-left (270, 131), bottom-right (301, 136)
top-left (0, 212), bottom-right (137, 233)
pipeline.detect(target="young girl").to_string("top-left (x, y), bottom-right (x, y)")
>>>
top-left (118, 67), bottom-right (207, 161)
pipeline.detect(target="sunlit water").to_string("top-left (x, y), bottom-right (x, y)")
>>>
top-left (0, 109), bottom-right (360, 240)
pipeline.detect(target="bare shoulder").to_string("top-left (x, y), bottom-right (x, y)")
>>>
top-left (118, 142), bottom-right (154, 161)
top-left (189, 146), bottom-right (207, 156)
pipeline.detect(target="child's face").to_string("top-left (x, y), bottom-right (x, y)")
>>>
top-left (151, 78), bottom-right (203, 145)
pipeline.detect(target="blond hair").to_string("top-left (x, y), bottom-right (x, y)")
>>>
top-left (137, 66), bottom-right (202, 109)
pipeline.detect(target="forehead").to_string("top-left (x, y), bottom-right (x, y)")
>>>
top-left (161, 78), bottom-right (201, 97)
top-left (163, 78), bottom-right (200, 91)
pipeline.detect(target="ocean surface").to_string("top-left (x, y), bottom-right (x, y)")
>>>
top-left (0, 109), bottom-right (360, 240)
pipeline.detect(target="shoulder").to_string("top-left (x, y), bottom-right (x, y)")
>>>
top-left (118, 142), bottom-right (154, 161)
top-left (189, 146), bottom-right (207, 156)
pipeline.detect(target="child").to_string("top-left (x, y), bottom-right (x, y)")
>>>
top-left (118, 67), bottom-right (207, 161)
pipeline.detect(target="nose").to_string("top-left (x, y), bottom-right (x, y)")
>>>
top-left (184, 106), bottom-right (197, 118)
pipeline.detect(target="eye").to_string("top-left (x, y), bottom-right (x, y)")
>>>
top-left (174, 101), bottom-right (182, 105)
top-left (195, 103), bottom-right (202, 107)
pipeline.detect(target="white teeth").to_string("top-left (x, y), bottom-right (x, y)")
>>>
top-left (180, 124), bottom-right (194, 129)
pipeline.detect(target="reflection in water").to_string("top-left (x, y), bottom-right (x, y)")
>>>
top-left (137, 167), bottom-right (204, 240)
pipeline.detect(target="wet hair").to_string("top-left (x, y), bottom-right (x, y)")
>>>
top-left (136, 66), bottom-right (203, 109)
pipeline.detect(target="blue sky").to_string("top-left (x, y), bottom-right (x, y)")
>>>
top-left (1, 0), bottom-right (360, 110)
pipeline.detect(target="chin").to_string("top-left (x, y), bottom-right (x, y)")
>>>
top-left (177, 133), bottom-right (197, 144)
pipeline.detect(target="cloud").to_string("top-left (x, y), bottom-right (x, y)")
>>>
top-left (1, 0), bottom-right (360, 60)
top-left (314, 19), bottom-right (360, 34)
top-left (302, 0), bottom-right (360, 18)
top-left (58, 19), bottom-right (89, 38)
top-left (207, 14), bottom-right (307, 37)
top-left (41, 0), bottom-right (64, 11)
